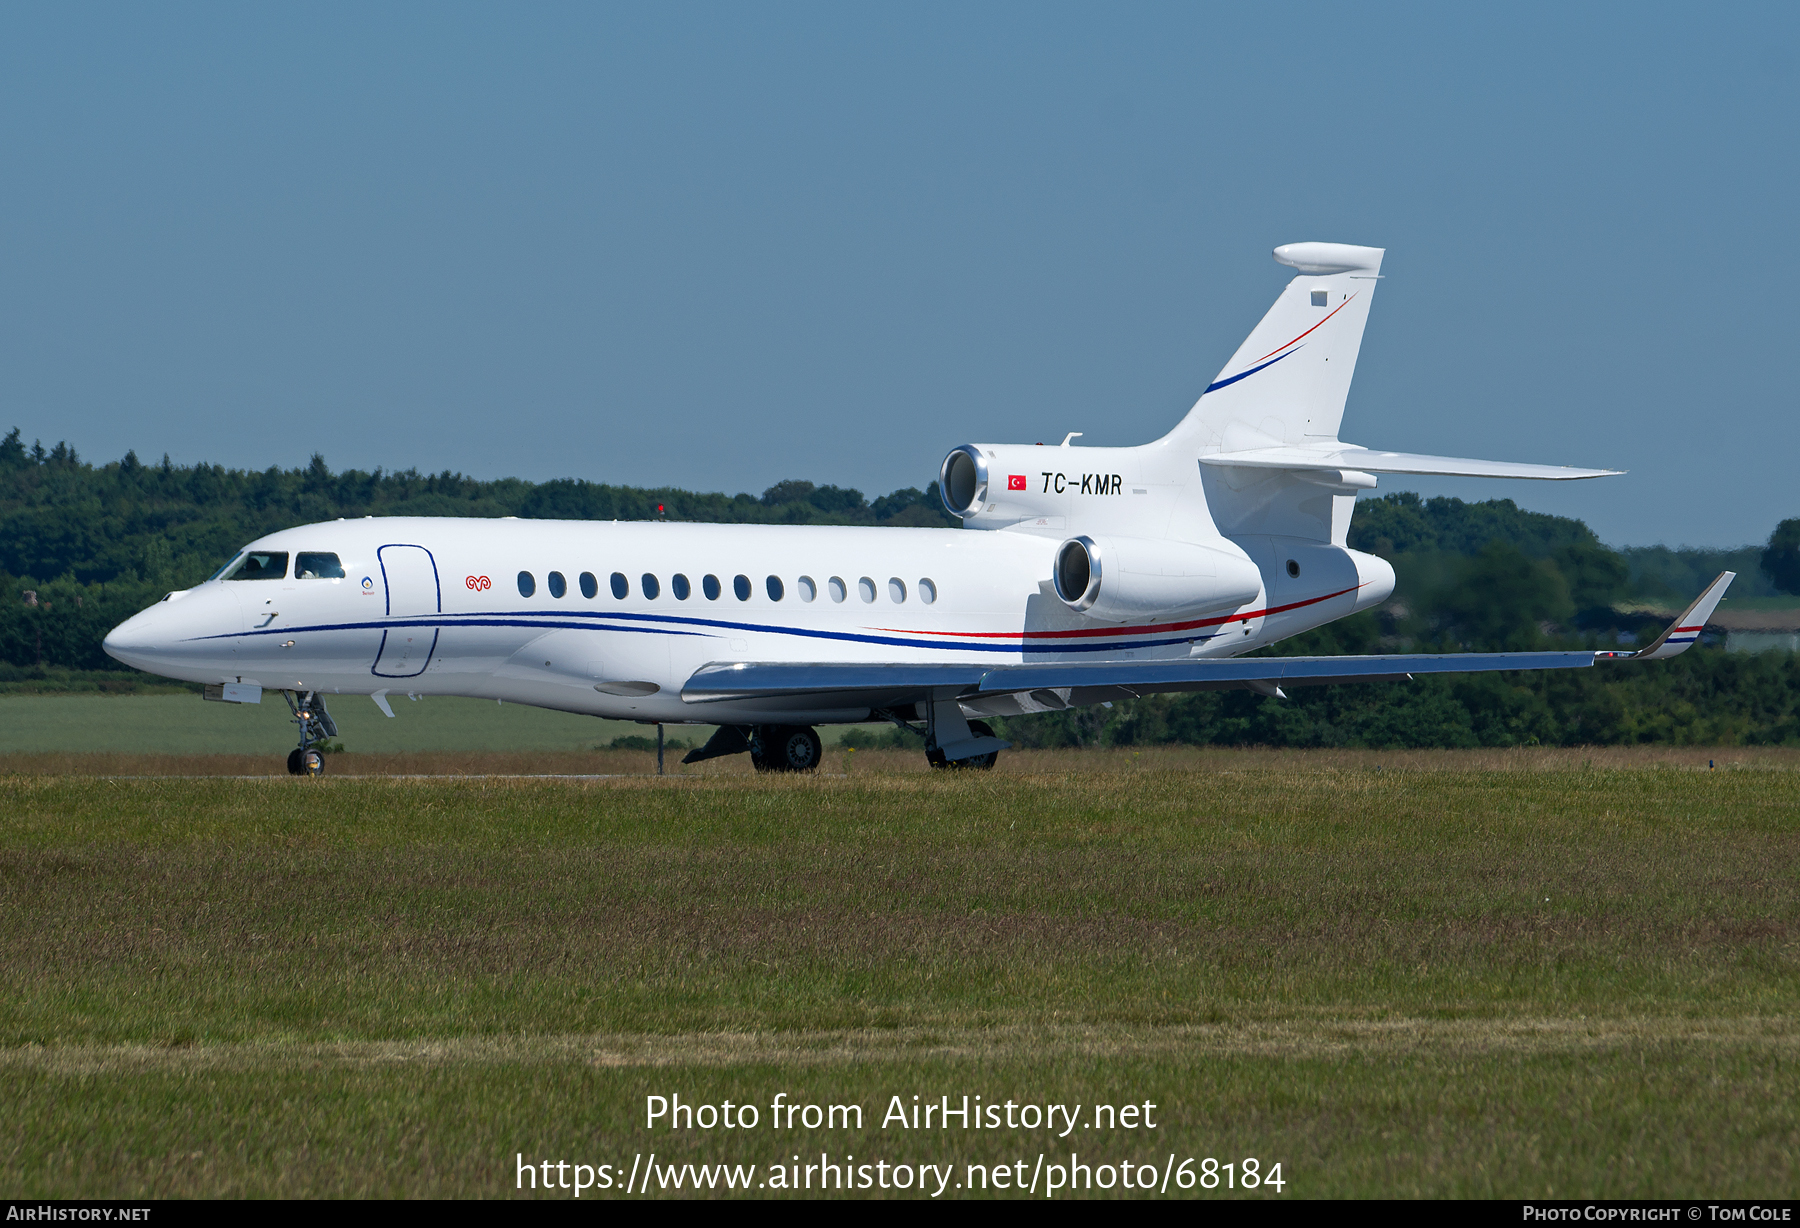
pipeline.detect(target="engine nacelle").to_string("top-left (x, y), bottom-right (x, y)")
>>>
top-left (940, 443), bottom-right (1145, 527)
top-left (1052, 534), bottom-right (1263, 623)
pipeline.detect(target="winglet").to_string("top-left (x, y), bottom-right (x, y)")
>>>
top-left (1605, 572), bottom-right (1736, 662)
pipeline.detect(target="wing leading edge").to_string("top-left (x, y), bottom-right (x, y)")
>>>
top-left (679, 574), bottom-right (1735, 707)
top-left (679, 650), bottom-right (1598, 707)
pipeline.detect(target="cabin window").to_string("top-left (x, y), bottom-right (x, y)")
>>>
top-left (766, 575), bottom-right (784, 601)
top-left (1286, 559), bottom-right (1300, 578)
top-left (918, 578), bottom-right (938, 604)
top-left (734, 574), bottom-right (752, 601)
top-left (295, 552), bottom-right (345, 579)
top-left (888, 578), bottom-right (907, 603)
top-left (548, 571), bottom-right (567, 598)
top-left (579, 572), bottom-right (598, 599)
top-left (828, 576), bottom-right (847, 603)
top-left (611, 572), bottom-right (629, 599)
top-left (225, 552), bottom-right (288, 581)
top-left (797, 576), bottom-right (817, 602)
top-left (858, 576), bottom-right (876, 603)
top-left (672, 573), bottom-right (691, 600)
top-left (1311, 290), bottom-right (1327, 307)
top-left (517, 571), bottom-right (535, 597)
top-left (642, 573), bottom-right (661, 600)
top-left (703, 574), bottom-right (722, 601)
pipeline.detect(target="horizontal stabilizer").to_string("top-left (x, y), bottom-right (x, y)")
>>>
top-left (1200, 445), bottom-right (1623, 481)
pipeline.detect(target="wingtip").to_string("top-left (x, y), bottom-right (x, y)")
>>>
top-left (1627, 571), bottom-right (1736, 661)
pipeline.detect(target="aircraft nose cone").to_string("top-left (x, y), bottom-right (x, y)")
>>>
top-left (102, 623), bottom-right (149, 667)
top-left (103, 607), bottom-right (168, 669)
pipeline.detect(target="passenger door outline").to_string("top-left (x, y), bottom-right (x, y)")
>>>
top-left (372, 544), bottom-right (441, 678)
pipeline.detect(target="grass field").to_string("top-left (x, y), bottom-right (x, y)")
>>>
top-left (0, 693), bottom-right (890, 757)
top-left (2, 752), bottom-right (1797, 1198)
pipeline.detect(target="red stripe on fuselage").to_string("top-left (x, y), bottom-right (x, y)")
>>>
top-left (866, 584), bottom-right (1364, 642)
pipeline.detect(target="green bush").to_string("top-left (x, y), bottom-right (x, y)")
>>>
top-left (605, 734), bottom-right (691, 752)
top-left (839, 725), bottom-right (924, 750)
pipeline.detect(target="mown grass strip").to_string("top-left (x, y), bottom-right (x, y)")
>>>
top-left (1, 765), bottom-right (1796, 1197)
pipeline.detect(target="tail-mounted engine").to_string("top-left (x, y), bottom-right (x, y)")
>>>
top-left (1052, 534), bottom-right (1262, 623)
top-left (939, 445), bottom-right (990, 517)
top-left (940, 443), bottom-right (1141, 527)
top-left (942, 443), bottom-right (1264, 622)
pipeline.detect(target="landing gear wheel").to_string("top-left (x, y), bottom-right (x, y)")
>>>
top-left (288, 748), bottom-right (325, 776)
top-left (282, 691), bottom-right (335, 778)
top-left (962, 720), bottom-right (999, 770)
top-left (928, 720), bottom-right (1000, 771)
top-left (752, 725), bottom-right (822, 773)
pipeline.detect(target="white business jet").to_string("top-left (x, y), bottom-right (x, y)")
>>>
top-left (103, 242), bottom-right (1732, 775)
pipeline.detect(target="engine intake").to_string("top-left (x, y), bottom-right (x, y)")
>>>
top-left (1054, 536), bottom-right (1102, 611)
top-left (939, 445), bottom-right (988, 517)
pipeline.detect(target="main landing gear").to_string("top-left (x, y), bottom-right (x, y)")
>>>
top-left (681, 724), bottom-right (824, 772)
top-left (752, 725), bottom-right (823, 773)
top-left (927, 720), bottom-right (1000, 770)
top-left (281, 690), bottom-right (337, 777)
top-left (875, 704), bottom-right (1003, 771)
top-left (678, 707), bottom-right (1008, 773)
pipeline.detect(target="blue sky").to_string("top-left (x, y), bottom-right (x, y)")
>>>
top-left (1, 3), bottom-right (1794, 546)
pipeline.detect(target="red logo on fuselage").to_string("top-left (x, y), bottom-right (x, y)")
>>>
top-left (1007, 474), bottom-right (1027, 490)
top-left (466, 575), bottom-right (491, 591)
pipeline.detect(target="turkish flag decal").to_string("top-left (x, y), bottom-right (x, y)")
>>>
top-left (1007, 474), bottom-right (1027, 491)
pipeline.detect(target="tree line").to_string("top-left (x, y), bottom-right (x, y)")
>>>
top-left (0, 429), bottom-right (953, 672)
top-left (991, 497), bottom-right (1800, 749)
top-left (6, 427), bottom-right (1800, 747)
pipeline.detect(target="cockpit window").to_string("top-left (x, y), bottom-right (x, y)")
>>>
top-left (295, 552), bottom-right (345, 579)
top-left (223, 551), bottom-right (288, 581)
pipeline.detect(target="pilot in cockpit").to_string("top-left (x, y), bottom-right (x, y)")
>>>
top-left (295, 552), bottom-right (346, 579)
top-left (218, 550), bottom-right (347, 581)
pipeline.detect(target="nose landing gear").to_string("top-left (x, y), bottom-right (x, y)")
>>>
top-left (281, 690), bottom-right (336, 777)
top-left (286, 746), bottom-right (325, 777)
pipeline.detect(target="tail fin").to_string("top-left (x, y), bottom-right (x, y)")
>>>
top-left (1163, 242), bottom-right (1385, 453)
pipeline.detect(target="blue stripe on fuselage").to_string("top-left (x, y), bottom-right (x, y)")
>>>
top-left (189, 610), bottom-right (1223, 655)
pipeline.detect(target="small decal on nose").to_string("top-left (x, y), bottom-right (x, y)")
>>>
top-left (362, 577), bottom-right (374, 593)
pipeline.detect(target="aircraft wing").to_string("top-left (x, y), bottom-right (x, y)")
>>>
top-left (680, 574), bottom-right (1735, 707)
top-left (679, 650), bottom-right (1598, 706)
top-left (1199, 445), bottom-right (1622, 481)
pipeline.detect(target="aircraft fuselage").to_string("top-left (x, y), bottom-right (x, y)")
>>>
top-left (102, 516), bottom-right (1393, 727)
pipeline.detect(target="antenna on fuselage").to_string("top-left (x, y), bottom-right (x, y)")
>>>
top-left (1061, 432), bottom-right (1083, 447)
